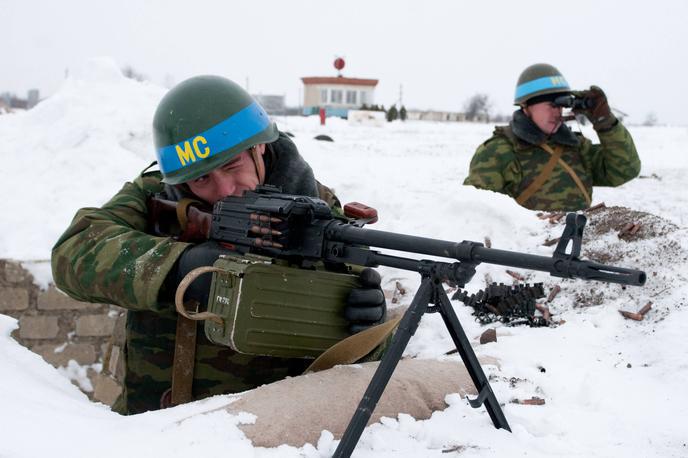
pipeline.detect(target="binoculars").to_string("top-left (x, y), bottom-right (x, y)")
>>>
top-left (553, 94), bottom-right (594, 110)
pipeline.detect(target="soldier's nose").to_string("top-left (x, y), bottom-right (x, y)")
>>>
top-left (216, 177), bottom-right (237, 199)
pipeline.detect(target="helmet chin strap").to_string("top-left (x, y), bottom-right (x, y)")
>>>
top-left (250, 144), bottom-right (266, 185)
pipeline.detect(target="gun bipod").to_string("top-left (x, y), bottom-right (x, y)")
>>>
top-left (333, 274), bottom-right (510, 458)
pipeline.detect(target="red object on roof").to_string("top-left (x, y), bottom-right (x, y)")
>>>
top-left (301, 77), bottom-right (379, 87)
top-left (334, 57), bottom-right (346, 71)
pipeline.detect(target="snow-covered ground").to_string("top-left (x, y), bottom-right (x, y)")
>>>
top-left (1, 58), bottom-right (686, 457)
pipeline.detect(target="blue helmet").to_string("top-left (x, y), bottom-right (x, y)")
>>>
top-left (514, 63), bottom-right (570, 105)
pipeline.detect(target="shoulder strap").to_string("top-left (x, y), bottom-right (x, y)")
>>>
top-left (515, 144), bottom-right (563, 206)
top-left (170, 315), bottom-right (197, 406)
top-left (169, 266), bottom-right (226, 407)
top-left (305, 315), bottom-right (402, 373)
top-left (516, 144), bottom-right (592, 208)
top-left (543, 144), bottom-right (592, 207)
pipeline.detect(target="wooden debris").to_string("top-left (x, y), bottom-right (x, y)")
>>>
top-left (535, 303), bottom-right (551, 322)
top-left (584, 202), bottom-right (606, 213)
top-left (619, 302), bottom-right (652, 321)
top-left (391, 281), bottom-right (407, 304)
top-left (543, 237), bottom-right (560, 247)
top-left (638, 173), bottom-right (661, 180)
top-left (618, 222), bottom-right (642, 239)
top-left (479, 328), bottom-right (497, 344)
top-left (639, 301), bottom-right (652, 316)
top-left (483, 236), bottom-right (492, 248)
top-left (512, 396), bottom-right (545, 406)
top-left (442, 446), bottom-right (468, 454)
top-left (618, 222), bottom-right (634, 236)
top-left (538, 211), bottom-right (565, 223)
top-left (506, 270), bottom-right (525, 281)
top-left (546, 285), bottom-right (561, 303)
top-left (619, 310), bottom-right (643, 321)
top-left (548, 213), bottom-right (565, 224)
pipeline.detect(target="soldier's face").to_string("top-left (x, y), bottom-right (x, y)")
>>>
top-left (524, 101), bottom-right (563, 135)
top-left (185, 145), bottom-right (265, 204)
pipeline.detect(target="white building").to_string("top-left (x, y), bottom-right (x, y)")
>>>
top-left (301, 76), bottom-right (378, 118)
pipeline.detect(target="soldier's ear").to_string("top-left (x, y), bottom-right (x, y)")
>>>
top-left (522, 106), bottom-right (531, 117)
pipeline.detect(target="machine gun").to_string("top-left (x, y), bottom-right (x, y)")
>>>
top-left (149, 185), bottom-right (645, 457)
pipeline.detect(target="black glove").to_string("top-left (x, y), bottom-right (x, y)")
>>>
top-left (344, 268), bottom-right (387, 334)
top-left (169, 241), bottom-right (228, 308)
top-left (573, 85), bottom-right (617, 131)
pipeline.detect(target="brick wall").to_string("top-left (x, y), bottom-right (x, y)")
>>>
top-left (0, 259), bottom-right (125, 406)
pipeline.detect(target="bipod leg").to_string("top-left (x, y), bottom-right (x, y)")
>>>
top-left (333, 277), bottom-right (434, 458)
top-left (434, 280), bottom-right (511, 432)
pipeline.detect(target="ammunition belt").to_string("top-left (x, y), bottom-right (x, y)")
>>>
top-left (452, 283), bottom-right (547, 327)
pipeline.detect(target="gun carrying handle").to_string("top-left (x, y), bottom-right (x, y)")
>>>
top-left (174, 266), bottom-right (225, 324)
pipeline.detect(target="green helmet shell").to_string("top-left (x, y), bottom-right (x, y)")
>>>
top-left (514, 63), bottom-right (571, 105)
top-left (154, 75), bottom-right (278, 184)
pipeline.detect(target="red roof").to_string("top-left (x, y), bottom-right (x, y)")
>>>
top-left (301, 77), bottom-right (379, 87)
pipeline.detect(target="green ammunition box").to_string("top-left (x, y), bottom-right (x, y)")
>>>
top-left (204, 254), bottom-right (360, 358)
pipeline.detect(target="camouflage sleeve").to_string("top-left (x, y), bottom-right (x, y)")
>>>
top-left (463, 137), bottom-right (520, 196)
top-left (315, 179), bottom-right (344, 217)
top-left (581, 122), bottom-right (641, 187)
top-left (51, 173), bottom-right (190, 312)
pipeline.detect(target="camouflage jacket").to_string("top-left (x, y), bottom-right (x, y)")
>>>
top-left (463, 110), bottom-right (641, 211)
top-left (52, 133), bottom-right (342, 414)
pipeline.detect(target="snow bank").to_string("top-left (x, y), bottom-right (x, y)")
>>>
top-left (1, 58), bottom-right (687, 457)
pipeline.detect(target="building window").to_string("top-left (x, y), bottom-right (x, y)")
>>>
top-left (330, 89), bottom-right (343, 104)
top-left (320, 89), bottom-right (328, 104)
top-left (346, 90), bottom-right (357, 105)
top-left (360, 91), bottom-right (369, 105)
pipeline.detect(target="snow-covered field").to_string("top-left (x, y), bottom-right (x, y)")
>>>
top-left (1, 59), bottom-right (686, 457)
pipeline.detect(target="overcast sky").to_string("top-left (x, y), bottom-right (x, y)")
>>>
top-left (4, 0), bottom-right (687, 125)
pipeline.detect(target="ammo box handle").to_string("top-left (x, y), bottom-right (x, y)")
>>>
top-left (175, 266), bottom-right (225, 324)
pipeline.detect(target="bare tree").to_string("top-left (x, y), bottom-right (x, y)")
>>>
top-left (490, 113), bottom-right (510, 123)
top-left (643, 112), bottom-right (658, 127)
top-left (463, 93), bottom-right (492, 122)
top-left (122, 65), bottom-right (147, 82)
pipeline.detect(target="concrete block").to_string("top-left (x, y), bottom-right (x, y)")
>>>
top-left (93, 374), bottom-right (122, 406)
top-left (34, 343), bottom-right (97, 366)
top-left (110, 310), bottom-right (127, 345)
top-left (19, 316), bottom-right (59, 339)
top-left (107, 345), bottom-right (125, 381)
top-left (38, 286), bottom-right (91, 311)
top-left (0, 287), bottom-right (29, 311)
top-left (76, 314), bottom-right (116, 337)
top-left (3, 261), bottom-right (31, 284)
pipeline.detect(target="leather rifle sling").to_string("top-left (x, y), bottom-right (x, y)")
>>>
top-left (170, 314), bottom-right (197, 406)
top-left (170, 266), bottom-right (225, 406)
top-left (305, 315), bottom-right (403, 373)
top-left (515, 144), bottom-right (563, 206)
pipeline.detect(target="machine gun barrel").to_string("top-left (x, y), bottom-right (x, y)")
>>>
top-left (326, 223), bottom-right (646, 287)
